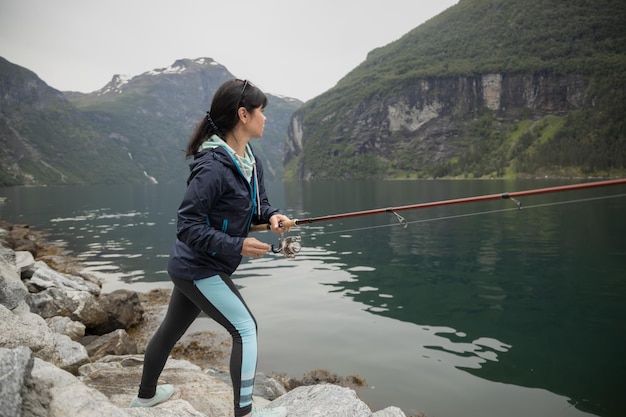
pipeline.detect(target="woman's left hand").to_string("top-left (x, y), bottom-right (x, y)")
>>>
top-left (269, 214), bottom-right (292, 234)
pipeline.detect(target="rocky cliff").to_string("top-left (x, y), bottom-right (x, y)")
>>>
top-left (285, 72), bottom-right (594, 179)
top-left (284, 0), bottom-right (626, 180)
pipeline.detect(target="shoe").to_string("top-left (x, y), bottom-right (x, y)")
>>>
top-left (129, 384), bottom-right (175, 408)
top-left (251, 405), bottom-right (287, 417)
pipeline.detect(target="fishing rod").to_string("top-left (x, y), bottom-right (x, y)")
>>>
top-left (252, 178), bottom-right (626, 258)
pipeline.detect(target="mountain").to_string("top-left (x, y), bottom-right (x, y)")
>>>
top-left (0, 57), bottom-right (302, 186)
top-left (0, 57), bottom-right (147, 186)
top-left (284, 0), bottom-right (626, 180)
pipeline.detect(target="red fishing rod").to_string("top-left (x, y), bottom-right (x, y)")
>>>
top-left (251, 178), bottom-right (626, 257)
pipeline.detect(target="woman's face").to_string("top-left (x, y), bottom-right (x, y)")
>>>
top-left (246, 106), bottom-right (266, 138)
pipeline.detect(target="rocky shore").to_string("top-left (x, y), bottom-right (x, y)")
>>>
top-left (0, 221), bottom-right (409, 417)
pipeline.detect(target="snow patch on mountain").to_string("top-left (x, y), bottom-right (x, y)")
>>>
top-left (98, 74), bottom-right (132, 95)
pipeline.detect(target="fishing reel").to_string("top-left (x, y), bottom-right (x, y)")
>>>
top-left (271, 234), bottom-right (302, 259)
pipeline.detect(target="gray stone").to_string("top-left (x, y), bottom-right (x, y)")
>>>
top-left (0, 246), bottom-right (17, 269)
top-left (27, 261), bottom-right (100, 295)
top-left (30, 358), bottom-right (129, 417)
top-left (92, 289), bottom-right (144, 334)
top-left (81, 329), bottom-right (138, 360)
top-left (26, 287), bottom-right (108, 329)
top-left (51, 333), bottom-right (90, 373)
top-left (0, 346), bottom-right (33, 417)
top-left (253, 372), bottom-right (288, 400)
top-left (80, 355), bottom-right (232, 417)
top-left (269, 384), bottom-right (373, 417)
top-left (0, 248), bottom-right (29, 310)
top-left (372, 406), bottom-right (407, 417)
top-left (0, 304), bottom-right (56, 361)
top-left (46, 316), bottom-right (86, 341)
top-left (15, 250), bottom-right (36, 274)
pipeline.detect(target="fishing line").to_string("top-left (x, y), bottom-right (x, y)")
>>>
top-left (313, 192), bottom-right (626, 237)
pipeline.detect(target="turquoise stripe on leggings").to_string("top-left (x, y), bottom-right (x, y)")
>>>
top-left (193, 275), bottom-right (257, 408)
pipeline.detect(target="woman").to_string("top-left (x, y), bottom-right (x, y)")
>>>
top-left (130, 79), bottom-right (289, 417)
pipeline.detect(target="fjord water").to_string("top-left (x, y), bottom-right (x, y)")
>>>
top-left (1, 180), bottom-right (625, 417)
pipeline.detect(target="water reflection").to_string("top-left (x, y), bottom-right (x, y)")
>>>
top-left (1, 180), bottom-right (624, 417)
top-left (234, 242), bottom-right (591, 417)
top-left (287, 181), bottom-right (625, 417)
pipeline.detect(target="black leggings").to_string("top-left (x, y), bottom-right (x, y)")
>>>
top-left (138, 274), bottom-right (258, 417)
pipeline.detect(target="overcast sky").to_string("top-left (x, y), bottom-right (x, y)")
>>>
top-left (1, 0), bottom-right (457, 102)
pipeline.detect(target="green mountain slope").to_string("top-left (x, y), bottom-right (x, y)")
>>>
top-left (0, 57), bottom-right (301, 186)
top-left (0, 58), bottom-right (146, 186)
top-left (285, 0), bottom-right (626, 179)
top-left (69, 58), bottom-right (301, 183)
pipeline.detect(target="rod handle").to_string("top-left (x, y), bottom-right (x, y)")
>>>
top-left (249, 219), bottom-right (298, 233)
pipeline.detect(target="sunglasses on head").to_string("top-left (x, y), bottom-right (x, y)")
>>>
top-left (238, 79), bottom-right (249, 108)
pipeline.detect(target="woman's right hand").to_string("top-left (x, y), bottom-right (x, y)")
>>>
top-left (241, 237), bottom-right (271, 258)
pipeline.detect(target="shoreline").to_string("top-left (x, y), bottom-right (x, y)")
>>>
top-left (0, 219), bottom-right (412, 416)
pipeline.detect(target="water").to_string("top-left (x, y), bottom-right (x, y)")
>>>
top-left (1, 180), bottom-right (625, 417)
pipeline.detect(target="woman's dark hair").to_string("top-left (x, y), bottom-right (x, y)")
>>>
top-left (185, 79), bottom-right (268, 157)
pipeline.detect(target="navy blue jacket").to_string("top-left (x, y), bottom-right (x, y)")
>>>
top-left (167, 145), bottom-right (280, 280)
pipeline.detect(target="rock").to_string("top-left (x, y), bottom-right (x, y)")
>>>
top-left (0, 304), bottom-right (56, 361)
top-left (80, 355), bottom-right (233, 417)
top-left (204, 367), bottom-right (288, 402)
top-left (92, 289), bottom-right (144, 334)
top-left (30, 358), bottom-right (129, 417)
top-left (81, 329), bottom-right (138, 360)
top-left (0, 346), bottom-right (33, 417)
top-left (268, 384), bottom-right (373, 417)
top-left (0, 245), bottom-right (17, 268)
top-left (26, 287), bottom-right (108, 330)
top-left (46, 316), bottom-right (86, 341)
top-left (15, 250), bottom-right (36, 273)
top-left (20, 358), bottom-right (50, 417)
top-left (373, 406), bottom-right (408, 417)
top-left (0, 305), bottom-right (90, 373)
top-left (0, 248), bottom-right (29, 310)
top-left (4, 224), bottom-right (38, 256)
top-left (51, 333), bottom-right (90, 373)
top-left (26, 261), bottom-right (101, 295)
top-left (253, 372), bottom-right (288, 400)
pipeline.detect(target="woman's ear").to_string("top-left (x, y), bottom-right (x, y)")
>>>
top-left (237, 107), bottom-right (248, 123)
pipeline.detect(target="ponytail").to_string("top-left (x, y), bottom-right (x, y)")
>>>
top-left (185, 112), bottom-right (220, 158)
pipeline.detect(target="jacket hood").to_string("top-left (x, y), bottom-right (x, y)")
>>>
top-left (198, 135), bottom-right (255, 177)
top-left (201, 134), bottom-right (229, 151)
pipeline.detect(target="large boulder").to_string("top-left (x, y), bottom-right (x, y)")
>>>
top-left (0, 305), bottom-right (91, 373)
top-left (30, 358), bottom-right (129, 417)
top-left (0, 346), bottom-right (33, 417)
top-left (50, 333), bottom-right (90, 374)
top-left (92, 289), bottom-right (144, 334)
top-left (26, 287), bottom-right (108, 330)
top-left (0, 304), bottom-right (56, 361)
top-left (80, 355), bottom-right (233, 417)
top-left (269, 384), bottom-right (372, 416)
top-left (25, 261), bottom-right (100, 295)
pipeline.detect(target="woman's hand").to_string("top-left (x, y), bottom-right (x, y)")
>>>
top-left (241, 237), bottom-right (271, 258)
top-left (269, 214), bottom-right (292, 234)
